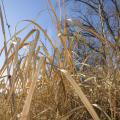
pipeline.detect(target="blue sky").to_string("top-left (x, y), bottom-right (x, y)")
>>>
top-left (2, 0), bottom-right (57, 38)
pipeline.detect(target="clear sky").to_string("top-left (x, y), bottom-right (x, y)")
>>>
top-left (2, 0), bottom-right (57, 38)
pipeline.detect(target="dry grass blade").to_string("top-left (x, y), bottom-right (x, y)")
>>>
top-left (60, 69), bottom-right (101, 120)
top-left (23, 20), bottom-right (56, 49)
top-left (20, 50), bottom-right (43, 120)
top-left (19, 71), bottom-right (37, 120)
top-left (93, 104), bottom-right (112, 120)
top-left (60, 106), bottom-right (84, 120)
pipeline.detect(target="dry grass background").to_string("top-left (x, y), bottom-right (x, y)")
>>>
top-left (0, 0), bottom-right (120, 120)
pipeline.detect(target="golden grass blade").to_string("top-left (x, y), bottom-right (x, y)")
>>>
top-left (0, 2), bottom-right (10, 84)
top-left (60, 69), bottom-right (101, 120)
top-left (60, 106), bottom-right (84, 120)
top-left (0, 29), bottom-right (39, 76)
top-left (19, 71), bottom-right (37, 120)
top-left (23, 20), bottom-right (56, 49)
top-left (48, 0), bottom-right (58, 25)
top-left (93, 104), bottom-right (112, 120)
top-left (0, 30), bottom-right (40, 110)
top-left (48, 0), bottom-right (68, 49)
top-left (20, 57), bottom-right (44, 120)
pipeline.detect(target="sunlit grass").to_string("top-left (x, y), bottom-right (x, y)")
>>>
top-left (0, 1), bottom-right (120, 120)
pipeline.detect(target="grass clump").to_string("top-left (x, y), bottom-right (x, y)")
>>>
top-left (0, 1), bottom-right (120, 120)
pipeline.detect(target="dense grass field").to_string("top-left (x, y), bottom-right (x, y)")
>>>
top-left (0, 0), bottom-right (120, 120)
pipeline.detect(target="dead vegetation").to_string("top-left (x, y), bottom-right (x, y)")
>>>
top-left (0, 0), bottom-right (120, 120)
